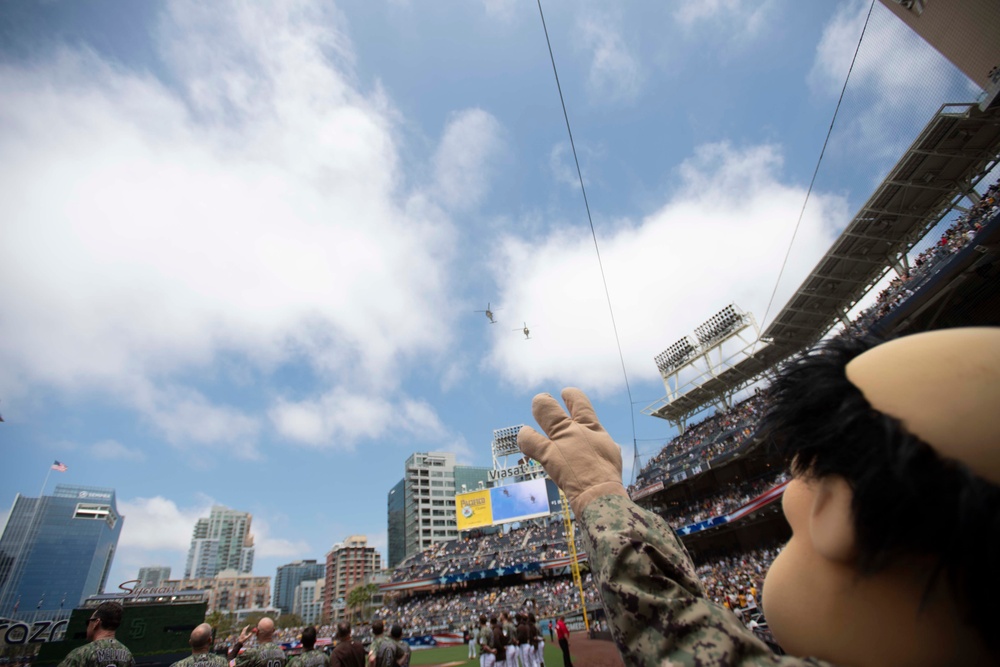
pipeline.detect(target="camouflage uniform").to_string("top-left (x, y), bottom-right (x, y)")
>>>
top-left (235, 642), bottom-right (287, 667)
top-left (368, 635), bottom-right (386, 657)
top-left (580, 494), bottom-right (834, 666)
top-left (370, 636), bottom-right (402, 667)
top-left (286, 649), bottom-right (329, 667)
top-left (477, 624), bottom-right (495, 667)
top-left (59, 638), bottom-right (135, 667)
top-left (392, 639), bottom-right (410, 667)
top-left (171, 653), bottom-right (230, 667)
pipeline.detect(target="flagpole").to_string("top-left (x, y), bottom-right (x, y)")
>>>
top-left (39, 466), bottom-right (53, 498)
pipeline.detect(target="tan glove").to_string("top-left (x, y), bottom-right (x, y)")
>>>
top-left (517, 387), bottom-right (629, 515)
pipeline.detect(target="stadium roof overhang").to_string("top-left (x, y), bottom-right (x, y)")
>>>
top-left (647, 101), bottom-right (1000, 424)
top-left (763, 101), bottom-right (1000, 347)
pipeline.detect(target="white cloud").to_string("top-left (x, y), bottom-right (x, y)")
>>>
top-left (488, 142), bottom-right (847, 392)
top-left (482, 0), bottom-right (518, 22)
top-left (674, 0), bottom-right (775, 40)
top-left (117, 495), bottom-right (215, 552)
top-left (578, 15), bottom-right (643, 104)
top-left (432, 108), bottom-right (504, 211)
top-left (268, 389), bottom-right (449, 448)
top-left (808, 0), bottom-right (965, 159)
top-left (251, 515), bottom-right (311, 559)
top-left (0, 0), bottom-right (484, 449)
top-left (132, 385), bottom-right (261, 455)
top-left (269, 390), bottom-right (395, 447)
top-left (91, 439), bottom-right (146, 462)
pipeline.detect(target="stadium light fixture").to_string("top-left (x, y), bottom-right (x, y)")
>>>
top-left (654, 336), bottom-right (699, 375)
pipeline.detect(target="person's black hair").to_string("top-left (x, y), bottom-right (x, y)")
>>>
top-left (489, 617), bottom-right (497, 626)
top-left (301, 626), bottom-right (317, 650)
top-left (94, 601), bottom-right (124, 631)
top-left (372, 620), bottom-right (383, 635)
top-left (389, 625), bottom-right (402, 640)
top-left (758, 333), bottom-right (1000, 652)
top-left (337, 622), bottom-right (351, 639)
top-left (527, 613), bottom-right (536, 624)
top-left (478, 615), bottom-right (486, 625)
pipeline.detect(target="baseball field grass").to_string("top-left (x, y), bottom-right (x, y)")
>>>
top-left (407, 643), bottom-right (565, 667)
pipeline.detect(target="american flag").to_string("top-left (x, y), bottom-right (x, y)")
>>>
top-left (51, 460), bottom-right (68, 472)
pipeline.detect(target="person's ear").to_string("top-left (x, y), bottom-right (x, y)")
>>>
top-left (809, 475), bottom-right (857, 563)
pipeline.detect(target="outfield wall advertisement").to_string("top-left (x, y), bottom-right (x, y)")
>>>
top-left (455, 477), bottom-right (552, 530)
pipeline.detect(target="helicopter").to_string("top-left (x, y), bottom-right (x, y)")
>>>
top-left (475, 302), bottom-right (498, 324)
top-left (514, 323), bottom-right (531, 340)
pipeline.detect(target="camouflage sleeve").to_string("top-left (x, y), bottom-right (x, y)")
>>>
top-left (58, 645), bottom-right (89, 667)
top-left (234, 648), bottom-right (259, 667)
top-left (579, 494), bottom-right (830, 667)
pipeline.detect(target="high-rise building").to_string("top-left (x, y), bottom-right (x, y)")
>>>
top-left (136, 566), bottom-right (171, 588)
top-left (0, 485), bottom-right (123, 617)
top-left (292, 577), bottom-right (324, 624)
top-left (184, 505), bottom-right (254, 579)
top-left (321, 536), bottom-right (380, 622)
top-left (386, 452), bottom-right (491, 567)
top-left (273, 559), bottom-right (325, 614)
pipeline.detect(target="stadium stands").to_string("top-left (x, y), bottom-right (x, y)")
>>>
top-left (375, 575), bottom-right (600, 636)
top-left (387, 519), bottom-right (586, 585)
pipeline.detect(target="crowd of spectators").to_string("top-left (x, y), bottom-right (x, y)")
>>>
top-left (695, 544), bottom-right (779, 622)
top-left (389, 519), bottom-right (585, 584)
top-left (374, 574), bottom-right (600, 637)
top-left (844, 178), bottom-right (999, 337)
top-left (652, 471), bottom-right (788, 529)
top-left (634, 392), bottom-right (769, 490)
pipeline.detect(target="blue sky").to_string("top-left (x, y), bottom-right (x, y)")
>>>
top-left (0, 0), bottom-right (981, 591)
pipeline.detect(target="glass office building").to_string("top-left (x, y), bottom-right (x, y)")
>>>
top-left (0, 485), bottom-right (123, 618)
top-left (273, 559), bottom-right (325, 614)
top-left (386, 479), bottom-right (406, 568)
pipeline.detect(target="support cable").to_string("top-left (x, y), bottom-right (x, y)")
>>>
top-left (757, 0), bottom-right (877, 343)
top-left (536, 0), bottom-right (640, 485)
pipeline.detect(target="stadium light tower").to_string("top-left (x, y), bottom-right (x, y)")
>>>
top-left (490, 425), bottom-right (546, 485)
top-left (644, 303), bottom-right (760, 433)
top-left (491, 425), bottom-right (523, 472)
